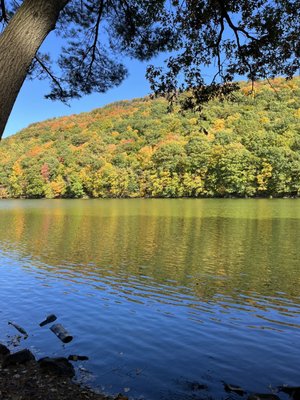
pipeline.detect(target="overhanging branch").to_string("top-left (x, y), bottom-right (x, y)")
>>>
top-left (0, 0), bottom-right (9, 23)
top-left (87, 0), bottom-right (105, 76)
top-left (34, 55), bottom-right (65, 99)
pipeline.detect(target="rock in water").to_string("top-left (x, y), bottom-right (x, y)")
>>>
top-left (248, 394), bottom-right (280, 400)
top-left (50, 323), bottom-right (73, 343)
top-left (0, 344), bottom-right (10, 356)
top-left (39, 314), bottom-right (57, 327)
top-left (114, 394), bottom-right (128, 400)
top-left (8, 321), bottom-right (28, 338)
top-left (185, 381), bottom-right (208, 391)
top-left (278, 386), bottom-right (300, 400)
top-left (3, 349), bottom-right (35, 367)
top-left (38, 357), bottom-right (75, 377)
top-left (68, 355), bottom-right (89, 361)
top-left (224, 382), bottom-right (245, 396)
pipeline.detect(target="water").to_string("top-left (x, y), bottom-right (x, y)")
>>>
top-left (0, 199), bottom-right (299, 399)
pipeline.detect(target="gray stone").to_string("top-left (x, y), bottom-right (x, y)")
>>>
top-left (3, 349), bottom-right (35, 367)
top-left (38, 357), bottom-right (75, 377)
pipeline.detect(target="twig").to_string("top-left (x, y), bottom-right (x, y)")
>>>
top-left (34, 55), bottom-right (65, 98)
top-left (87, 0), bottom-right (105, 77)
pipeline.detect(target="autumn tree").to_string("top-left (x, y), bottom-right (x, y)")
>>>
top-left (0, 0), bottom-right (299, 139)
top-left (0, 77), bottom-right (300, 198)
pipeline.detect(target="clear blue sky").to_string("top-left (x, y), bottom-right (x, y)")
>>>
top-left (2, 28), bottom-right (175, 138)
top-left (3, 58), bottom-right (153, 138)
top-left (3, 30), bottom-right (215, 138)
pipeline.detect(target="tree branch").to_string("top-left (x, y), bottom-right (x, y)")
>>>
top-left (217, 0), bottom-right (259, 42)
top-left (87, 0), bottom-right (105, 77)
top-left (34, 55), bottom-right (65, 99)
top-left (0, 0), bottom-right (9, 23)
top-left (216, 16), bottom-right (224, 78)
top-left (216, 0), bottom-right (257, 84)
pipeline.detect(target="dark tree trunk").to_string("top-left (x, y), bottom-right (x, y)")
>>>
top-left (0, 0), bottom-right (69, 139)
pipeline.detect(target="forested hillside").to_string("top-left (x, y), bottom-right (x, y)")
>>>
top-left (0, 78), bottom-right (300, 199)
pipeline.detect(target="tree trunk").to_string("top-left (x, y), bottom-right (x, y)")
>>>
top-left (0, 0), bottom-right (69, 139)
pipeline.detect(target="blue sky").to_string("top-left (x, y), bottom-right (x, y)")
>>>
top-left (3, 25), bottom-right (174, 138)
top-left (3, 28), bottom-right (216, 139)
top-left (3, 57), bottom-right (154, 138)
top-left (3, 28), bottom-right (163, 139)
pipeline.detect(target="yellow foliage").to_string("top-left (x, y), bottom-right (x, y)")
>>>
top-left (142, 110), bottom-right (150, 117)
top-left (107, 144), bottom-right (116, 153)
top-left (257, 161), bottom-right (272, 191)
top-left (12, 162), bottom-right (23, 176)
top-left (49, 176), bottom-right (66, 198)
top-left (43, 141), bottom-right (53, 149)
top-left (226, 114), bottom-right (240, 125)
top-left (294, 108), bottom-right (300, 118)
top-left (0, 186), bottom-right (9, 199)
top-left (138, 146), bottom-right (153, 163)
top-left (213, 119), bottom-right (225, 131)
top-left (259, 116), bottom-right (270, 124)
top-left (189, 117), bottom-right (198, 125)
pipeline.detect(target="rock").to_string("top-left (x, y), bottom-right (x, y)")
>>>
top-left (0, 344), bottom-right (10, 356)
top-left (38, 357), bottom-right (75, 377)
top-left (50, 324), bottom-right (73, 343)
top-left (186, 381), bottom-right (208, 391)
top-left (278, 386), bottom-right (300, 400)
top-left (39, 314), bottom-right (57, 327)
top-left (3, 349), bottom-right (35, 367)
top-left (8, 321), bottom-right (28, 338)
top-left (248, 394), bottom-right (280, 400)
top-left (224, 382), bottom-right (245, 396)
top-left (68, 355), bottom-right (89, 361)
top-left (114, 394), bottom-right (128, 400)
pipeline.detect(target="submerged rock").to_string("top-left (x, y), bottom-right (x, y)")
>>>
top-left (114, 394), bottom-right (128, 400)
top-left (278, 386), bottom-right (300, 400)
top-left (3, 349), bottom-right (35, 367)
top-left (8, 321), bottom-right (28, 338)
top-left (186, 381), bottom-right (208, 391)
top-left (68, 355), bottom-right (89, 361)
top-left (248, 394), bottom-right (280, 400)
top-left (38, 357), bottom-right (75, 377)
top-left (224, 382), bottom-right (245, 396)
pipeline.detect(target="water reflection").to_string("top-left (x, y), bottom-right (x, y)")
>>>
top-left (0, 199), bottom-right (299, 398)
top-left (1, 200), bottom-right (299, 303)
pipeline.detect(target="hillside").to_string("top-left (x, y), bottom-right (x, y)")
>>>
top-left (0, 77), bottom-right (300, 199)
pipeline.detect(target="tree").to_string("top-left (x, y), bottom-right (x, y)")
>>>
top-left (0, 77), bottom-right (300, 198)
top-left (0, 0), bottom-right (299, 139)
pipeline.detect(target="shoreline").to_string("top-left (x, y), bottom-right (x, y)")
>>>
top-left (0, 195), bottom-right (299, 200)
top-left (0, 346), bottom-right (126, 400)
top-left (1, 345), bottom-right (298, 399)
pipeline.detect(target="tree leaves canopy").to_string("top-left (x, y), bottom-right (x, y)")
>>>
top-left (0, 0), bottom-right (299, 106)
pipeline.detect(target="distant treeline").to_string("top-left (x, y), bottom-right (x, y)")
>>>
top-left (0, 77), bottom-right (300, 199)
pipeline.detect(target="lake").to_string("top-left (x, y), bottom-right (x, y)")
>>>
top-left (0, 199), bottom-right (299, 399)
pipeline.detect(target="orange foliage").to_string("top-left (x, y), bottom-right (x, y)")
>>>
top-left (27, 146), bottom-right (42, 157)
